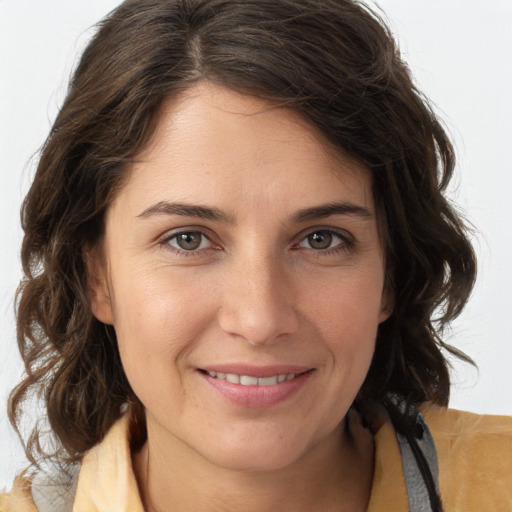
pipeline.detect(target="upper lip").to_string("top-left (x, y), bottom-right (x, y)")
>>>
top-left (197, 364), bottom-right (313, 378)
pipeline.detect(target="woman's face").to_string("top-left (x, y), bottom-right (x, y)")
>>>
top-left (91, 83), bottom-right (390, 472)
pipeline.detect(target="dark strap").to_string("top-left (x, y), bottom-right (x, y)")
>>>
top-left (393, 411), bottom-right (443, 512)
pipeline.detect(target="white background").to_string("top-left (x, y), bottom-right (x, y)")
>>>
top-left (1, 0), bottom-right (511, 490)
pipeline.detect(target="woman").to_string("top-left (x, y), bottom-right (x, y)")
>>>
top-left (2, 0), bottom-right (511, 510)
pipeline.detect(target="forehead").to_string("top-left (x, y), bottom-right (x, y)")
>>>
top-left (114, 82), bottom-right (375, 219)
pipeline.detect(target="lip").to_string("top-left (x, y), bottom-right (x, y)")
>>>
top-left (198, 364), bottom-right (312, 378)
top-left (197, 365), bottom-right (315, 408)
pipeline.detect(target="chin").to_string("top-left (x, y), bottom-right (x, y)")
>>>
top-left (194, 428), bottom-right (315, 473)
top-left (207, 448), bottom-right (303, 473)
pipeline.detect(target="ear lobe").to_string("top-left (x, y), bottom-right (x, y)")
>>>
top-left (86, 248), bottom-right (114, 325)
top-left (378, 287), bottom-right (394, 324)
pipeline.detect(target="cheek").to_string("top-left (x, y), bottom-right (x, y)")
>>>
top-left (109, 267), bottom-right (215, 389)
top-left (306, 268), bottom-right (385, 333)
top-left (306, 271), bottom-right (383, 373)
top-left (297, 276), bottom-right (381, 438)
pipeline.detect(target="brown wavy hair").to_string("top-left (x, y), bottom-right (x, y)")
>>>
top-left (9, 0), bottom-right (476, 468)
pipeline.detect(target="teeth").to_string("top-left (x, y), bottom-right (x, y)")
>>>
top-left (226, 373), bottom-right (240, 384)
top-left (258, 376), bottom-right (278, 385)
top-left (205, 371), bottom-right (298, 386)
top-left (240, 375), bottom-right (259, 385)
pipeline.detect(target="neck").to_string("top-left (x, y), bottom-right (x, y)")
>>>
top-left (133, 410), bottom-right (374, 512)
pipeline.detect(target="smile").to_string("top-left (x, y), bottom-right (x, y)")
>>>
top-left (204, 371), bottom-right (300, 386)
top-left (199, 368), bottom-right (314, 408)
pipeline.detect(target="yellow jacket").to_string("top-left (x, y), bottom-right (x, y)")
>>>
top-left (2, 405), bottom-right (511, 511)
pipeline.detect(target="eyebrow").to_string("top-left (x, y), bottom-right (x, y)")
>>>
top-left (291, 202), bottom-right (373, 223)
top-left (137, 201), bottom-right (235, 223)
top-left (137, 200), bottom-right (372, 224)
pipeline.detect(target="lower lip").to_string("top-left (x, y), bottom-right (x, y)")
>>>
top-left (199, 370), bottom-right (314, 408)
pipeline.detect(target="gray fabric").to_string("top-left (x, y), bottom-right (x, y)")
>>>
top-left (394, 412), bottom-right (441, 512)
top-left (31, 464), bottom-right (80, 512)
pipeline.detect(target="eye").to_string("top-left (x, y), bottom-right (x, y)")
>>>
top-left (166, 231), bottom-right (212, 251)
top-left (298, 230), bottom-right (349, 251)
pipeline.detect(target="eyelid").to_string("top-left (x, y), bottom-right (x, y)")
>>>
top-left (168, 232), bottom-right (212, 251)
top-left (294, 226), bottom-right (353, 244)
top-left (158, 226), bottom-right (221, 253)
top-left (292, 226), bottom-right (355, 253)
top-left (156, 225), bottom-right (355, 256)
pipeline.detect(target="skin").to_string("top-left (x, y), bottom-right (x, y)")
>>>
top-left (90, 83), bottom-right (391, 511)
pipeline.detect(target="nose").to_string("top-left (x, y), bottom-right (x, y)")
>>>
top-left (217, 251), bottom-right (299, 346)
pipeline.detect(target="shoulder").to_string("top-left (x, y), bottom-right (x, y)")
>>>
top-left (1, 475), bottom-right (37, 512)
top-left (1, 413), bottom-right (141, 512)
top-left (1, 467), bottom-right (79, 512)
top-left (421, 403), bottom-right (512, 435)
top-left (421, 404), bottom-right (512, 510)
top-left (421, 404), bottom-right (512, 458)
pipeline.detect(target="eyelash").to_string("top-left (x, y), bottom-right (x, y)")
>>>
top-left (159, 229), bottom-right (219, 256)
top-left (158, 228), bottom-right (355, 257)
top-left (294, 229), bottom-right (354, 256)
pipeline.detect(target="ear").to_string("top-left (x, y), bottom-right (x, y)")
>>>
top-left (86, 246), bottom-right (115, 325)
top-left (378, 284), bottom-right (394, 324)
